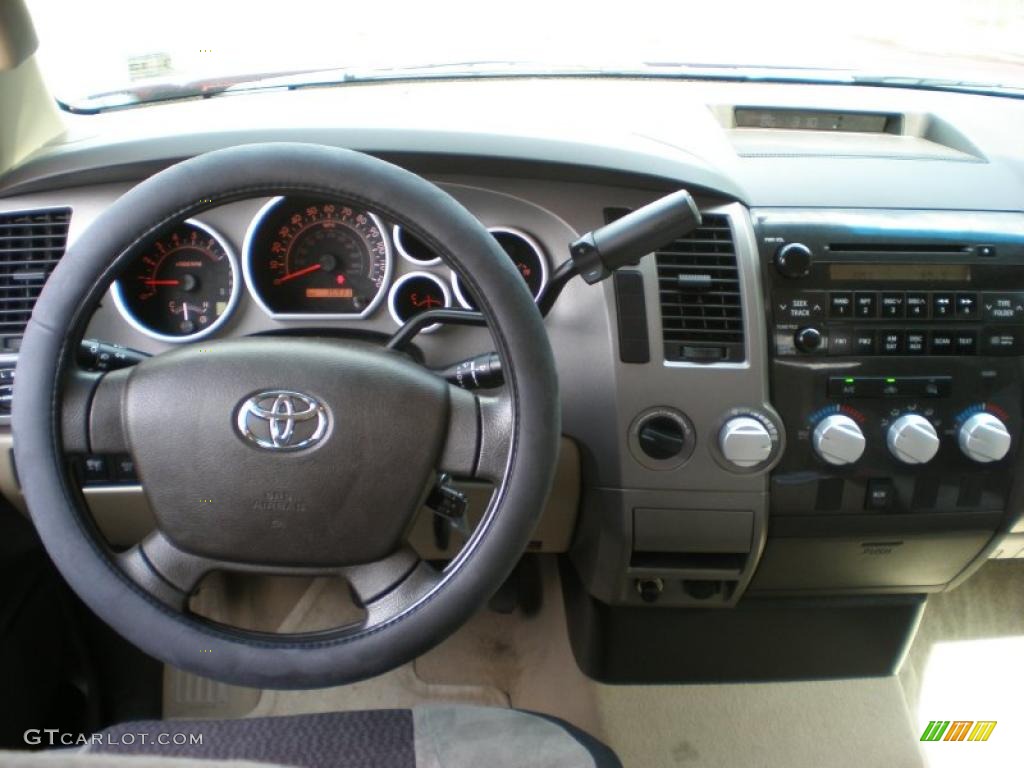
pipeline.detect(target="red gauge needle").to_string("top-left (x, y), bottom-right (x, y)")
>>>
top-left (142, 279), bottom-right (180, 286)
top-left (274, 263), bottom-right (322, 285)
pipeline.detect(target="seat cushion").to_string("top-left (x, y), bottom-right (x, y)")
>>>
top-left (64, 706), bottom-right (620, 768)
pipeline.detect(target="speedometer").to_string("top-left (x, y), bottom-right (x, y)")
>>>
top-left (243, 197), bottom-right (392, 318)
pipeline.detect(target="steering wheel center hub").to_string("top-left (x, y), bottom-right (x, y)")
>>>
top-left (123, 337), bottom-right (449, 566)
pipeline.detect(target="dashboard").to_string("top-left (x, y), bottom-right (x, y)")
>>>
top-left (3, 76), bottom-right (1024, 680)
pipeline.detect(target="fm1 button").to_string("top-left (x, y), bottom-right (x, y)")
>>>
top-left (828, 329), bottom-right (853, 356)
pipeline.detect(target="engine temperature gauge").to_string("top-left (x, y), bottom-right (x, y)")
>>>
top-left (112, 220), bottom-right (240, 342)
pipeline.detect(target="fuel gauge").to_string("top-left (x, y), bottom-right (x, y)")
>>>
top-left (388, 271), bottom-right (451, 332)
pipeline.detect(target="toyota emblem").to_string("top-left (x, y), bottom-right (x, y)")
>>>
top-left (236, 390), bottom-right (329, 451)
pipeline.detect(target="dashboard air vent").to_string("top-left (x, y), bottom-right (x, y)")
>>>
top-left (656, 213), bottom-right (744, 363)
top-left (0, 207), bottom-right (71, 351)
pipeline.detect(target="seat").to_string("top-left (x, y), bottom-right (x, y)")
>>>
top-left (4, 706), bottom-right (621, 768)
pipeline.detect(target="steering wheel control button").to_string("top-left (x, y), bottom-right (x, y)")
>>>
top-left (235, 390), bottom-right (330, 451)
top-left (812, 414), bottom-right (865, 466)
top-left (628, 408), bottom-right (695, 470)
top-left (773, 242), bottom-right (812, 278)
top-left (719, 416), bottom-right (774, 468)
top-left (887, 414), bottom-right (940, 465)
top-left (959, 412), bottom-right (1012, 463)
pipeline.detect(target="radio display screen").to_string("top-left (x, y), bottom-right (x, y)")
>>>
top-left (828, 263), bottom-right (971, 282)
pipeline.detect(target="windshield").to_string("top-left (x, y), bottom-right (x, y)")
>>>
top-left (27, 0), bottom-right (1024, 110)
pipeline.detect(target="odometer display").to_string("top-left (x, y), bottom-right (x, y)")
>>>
top-left (243, 198), bottom-right (392, 317)
top-left (112, 219), bottom-right (239, 342)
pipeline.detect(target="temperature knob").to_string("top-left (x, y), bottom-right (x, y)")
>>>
top-left (719, 416), bottom-right (774, 468)
top-left (887, 414), bottom-right (939, 464)
top-left (959, 412), bottom-right (1011, 463)
top-left (812, 414), bottom-right (865, 466)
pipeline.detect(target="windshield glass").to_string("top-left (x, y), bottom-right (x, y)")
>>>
top-left (27, 0), bottom-right (1024, 110)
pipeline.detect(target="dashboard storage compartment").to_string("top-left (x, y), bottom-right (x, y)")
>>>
top-left (748, 529), bottom-right (994, 592)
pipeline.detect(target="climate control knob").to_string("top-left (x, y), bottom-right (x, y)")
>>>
top-left (887, 414), bottom-right (940, 464)
top-left (958, 412), bottom-right (1011, 463)
top-left (812, 414), bottom-right (865, 466)
top-left (719, 416), bottom-right (774, 468)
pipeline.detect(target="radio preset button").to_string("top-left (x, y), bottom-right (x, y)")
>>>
top-left (880, 293), bottom-right (905, 318)
top-left (829, 292), bottom-right (853, 318)
top-left (955, 293), bottom-right (978, 318)
top-left (854, 292), bottom-right (877, 318)
top-left (932, 294), bottom-right (955, 319)
top-left (906, 293), bottom-right (929, 319)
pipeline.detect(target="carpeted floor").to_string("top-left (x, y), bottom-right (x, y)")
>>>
top-left (166, 555), bottom-right (963, 767)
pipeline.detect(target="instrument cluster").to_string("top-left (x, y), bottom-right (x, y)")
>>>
top-left (110, 196), bottom-right (549, 342)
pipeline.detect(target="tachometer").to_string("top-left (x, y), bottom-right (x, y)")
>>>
top-left (111, 219), bottom-right (239, 342)
top-left (243, 197), bottom-right (392, 317)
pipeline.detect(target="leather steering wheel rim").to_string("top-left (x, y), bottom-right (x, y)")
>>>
top-left (11, 143), bottom-right (560, 689)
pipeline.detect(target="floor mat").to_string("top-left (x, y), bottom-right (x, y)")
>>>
top-left (167, 557), bottom-right (926, 767)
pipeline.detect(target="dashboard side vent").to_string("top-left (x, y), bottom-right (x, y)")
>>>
top-left (0, 207), bottom-right (71, 352)
top-left (656, 213), bottom-right (744, 363)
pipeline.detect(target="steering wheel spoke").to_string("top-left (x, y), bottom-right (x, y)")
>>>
top-left (439, 385), bottom-right (512, 482)
top-left (62, 364), bottom-right (131, 454)
top-left (117, 530), bottom-right (212, 610)
top-left (341, 546), bottom-right (445, 628)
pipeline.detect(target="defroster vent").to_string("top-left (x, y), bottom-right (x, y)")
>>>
top-left (657, 213), bottom-right (744, 363)
top-left (0, 207), bottom-right (71, 351)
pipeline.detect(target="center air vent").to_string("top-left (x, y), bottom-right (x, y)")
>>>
top-left (656, 213), bottom-right (744, 363)
top-left (0, 207), bottom-right (71, 352)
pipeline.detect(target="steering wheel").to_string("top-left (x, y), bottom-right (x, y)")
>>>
top-left (12, 143), bottom-right (560, 689)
